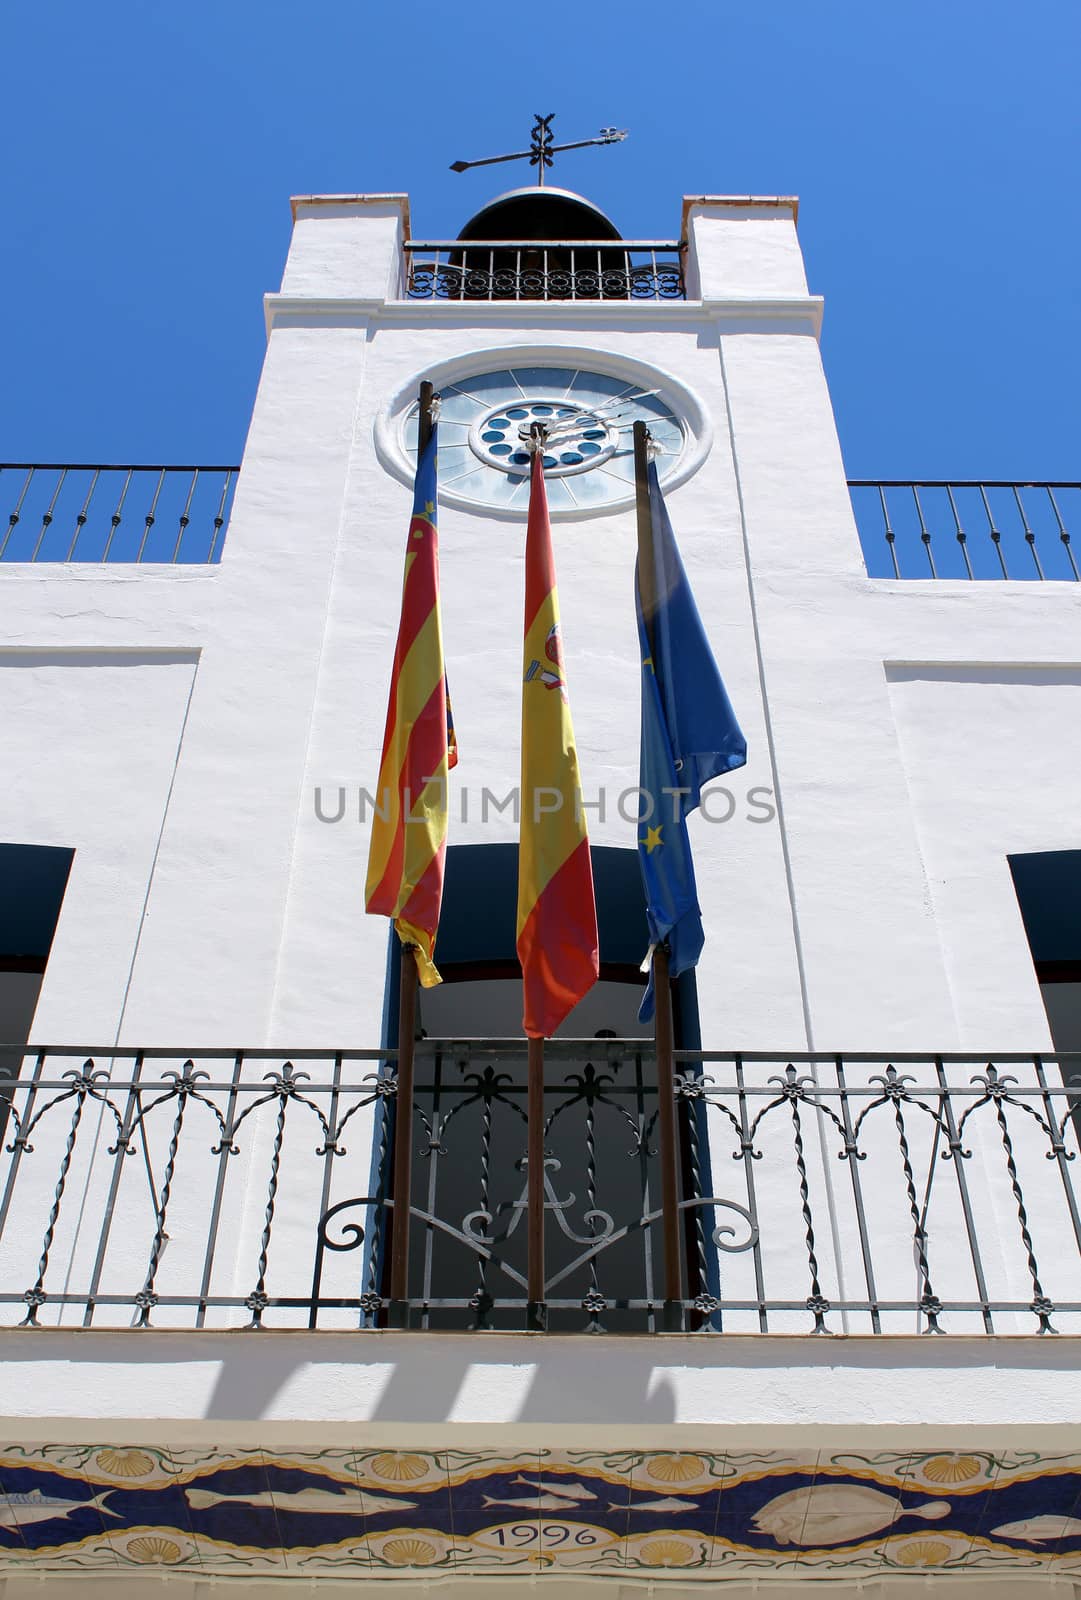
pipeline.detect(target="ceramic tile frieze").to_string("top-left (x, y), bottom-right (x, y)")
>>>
top-left (3, 1443), bottom-right (1081, 1577)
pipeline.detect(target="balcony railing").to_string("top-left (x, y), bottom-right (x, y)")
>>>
top-left (850, 480), bottom-right (1081, 581)
top-left (404, 241), bottom-right (686, 302)
top-left (2, 467), bottom-right (1077, 581)
top-left (0, 464), bottom-right (236, 564)
top-left (1, 1044), bottom-right (1078, 1336)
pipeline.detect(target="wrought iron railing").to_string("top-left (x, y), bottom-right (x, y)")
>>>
top-left (849, 480), bottom-right (1080, 581)
top-left (404, 241), bottom-right (686, 301)
top-left (0, 465), bottom-right (237, 563)
top-left (0, 1045), bottom-right (1078, 1335)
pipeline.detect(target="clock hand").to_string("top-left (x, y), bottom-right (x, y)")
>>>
top-left (519, 394), bottom-right (666, 446)
top-left (576, 387), bottom-right (662, 416)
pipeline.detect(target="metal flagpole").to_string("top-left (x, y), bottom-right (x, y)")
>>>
top-left (388, 379), bottom-right (436, 1328)
top-left (633, 419), bottom-right (684, 1331)
top-left (525, 416), bottom-right (548, 1332)
top-left (527, 1035), bottom-right (546, 1329)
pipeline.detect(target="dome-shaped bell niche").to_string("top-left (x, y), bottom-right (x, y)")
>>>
top-left (450, 186), bottom-right (633, 301)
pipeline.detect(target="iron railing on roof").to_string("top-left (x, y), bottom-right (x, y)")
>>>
top-left (849, 480), bottom-right (1080, 581)
top-left (404, 241), bottom-right (686, 301)
top-left (1, 1044), bottom-right (1078, 1335)
top-left (0, 464), bottom-right (237, 564)
top-left (3, 467), bottom-right (1077, 578)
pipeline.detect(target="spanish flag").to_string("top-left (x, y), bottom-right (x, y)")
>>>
top-left (365, 423), bottom-right (457, 986)
top-left (517, 452), bottom-right (599, 1037)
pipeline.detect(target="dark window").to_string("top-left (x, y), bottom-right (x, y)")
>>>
top-left (1009, 850), bottom-right (1081, 1095)
top-left (0, 844), bottom-right (74, 1136)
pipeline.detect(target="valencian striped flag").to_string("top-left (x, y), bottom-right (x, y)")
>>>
top-left (517, 452), bottom-right (599, 1038)
top-left (365, 423), bottom-right (457, 987)
top-left (636, 458), bottom-right (746, 1021)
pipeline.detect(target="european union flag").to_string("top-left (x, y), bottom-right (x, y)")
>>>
top-left (636, 461), bottom-right (746, 1022)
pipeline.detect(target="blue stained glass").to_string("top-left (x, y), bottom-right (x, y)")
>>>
top-left (487, 417), bottom-right (510, 428)
top-left (510, 452), bottom-right (530, 465)
top-left (556, 407), bottom-right (576, 417)
top-left (506, 407), bottom-right (528, 420)
top-left (490, 443), bottom-right (512, 456)
top-left (482, 431), bottom-right (506, 443)
top-left (560, 452), bottom-right (584, 465)
top-left (579, 441), bottom-right (602, 456)
top-left (542, 455), bottom-right (557, 469)
top-left (583, 429), bottom-right (606, 440)
top-left (531, 405), bottom-right (553, 416)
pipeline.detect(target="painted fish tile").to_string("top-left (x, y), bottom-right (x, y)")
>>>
top-left (620, 1451), bottom-right (724, 1570)
top-left (0, 1463), bottom-right (122, 1565)
top-left (178, 1452), bottom-right (284, 1566)
top-left (977, 1457), bottom-right (1081, 1565)
top-left (713, 1457), bottom-right (818, 1561)
top-left (446, 1449), bottom-right (543, 1548)
top-left (850, 1450), bottom-right (978, 1569)
top-left (92, 1466), bottom-right (201, 1566)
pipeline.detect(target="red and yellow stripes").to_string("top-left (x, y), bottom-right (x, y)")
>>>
top-left (365, 431), bottom-right (457, 986)
top-left (516, 453), bottom-right (598, 1037)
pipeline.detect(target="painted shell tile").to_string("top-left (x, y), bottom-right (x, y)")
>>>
top-left (920, 1454), bottom-right (985, 1485)
top-left (644, 1454), bottom-right (705, 1484)
top-left (885, 1537), bottom-right (957, 1567)
top-left (380, 1537), bottom-right (441, 1567)
top-left (367, 1452), bottom-right (433, 1483)
top-left (125, 1536), bottom-right (184, 1564)
top-left (638, 1537), bottom-right (698, 1567)
top-left (93, 1449), bottom-right (156, 1480)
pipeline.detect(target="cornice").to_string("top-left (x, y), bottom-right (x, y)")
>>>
top-left (262, 293), bottom-right (824, 339)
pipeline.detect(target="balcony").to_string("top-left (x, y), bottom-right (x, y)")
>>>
top-left (403, 240), bottom-right (687, 302)
top-left (2, 1043), bottom-right (1078, 1336)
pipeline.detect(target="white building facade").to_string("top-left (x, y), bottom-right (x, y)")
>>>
top-left (0, 182), bottom-right (1079, 1595)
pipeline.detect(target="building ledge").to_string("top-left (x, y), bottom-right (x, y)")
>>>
top-left (4, 1327), bottom-right (1081, 1433)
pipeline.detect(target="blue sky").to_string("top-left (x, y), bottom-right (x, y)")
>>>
top-left (2, 0), bottom-right (1078, 479)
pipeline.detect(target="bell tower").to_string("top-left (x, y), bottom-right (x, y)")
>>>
top-left (253, 170), bottom-right (904, 1059)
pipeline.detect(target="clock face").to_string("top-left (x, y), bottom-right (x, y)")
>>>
top-left (400, 365), bottom-right (686, 514)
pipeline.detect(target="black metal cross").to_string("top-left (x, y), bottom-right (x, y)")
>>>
top-left (450, 115), bottom-right (627, 186)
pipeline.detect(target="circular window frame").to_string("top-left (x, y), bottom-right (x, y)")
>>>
top-left (373, 344), bottom-right (713, 522)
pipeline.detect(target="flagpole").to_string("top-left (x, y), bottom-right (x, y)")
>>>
top-left (633, 419), bottom-right (683, 1331)
top-left (388, 379), bottom-right (436, 1328)
top-left (525, 420), bottom-right (547, 1332)
top-left (527, 1034), bottom-right (546, 1330)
